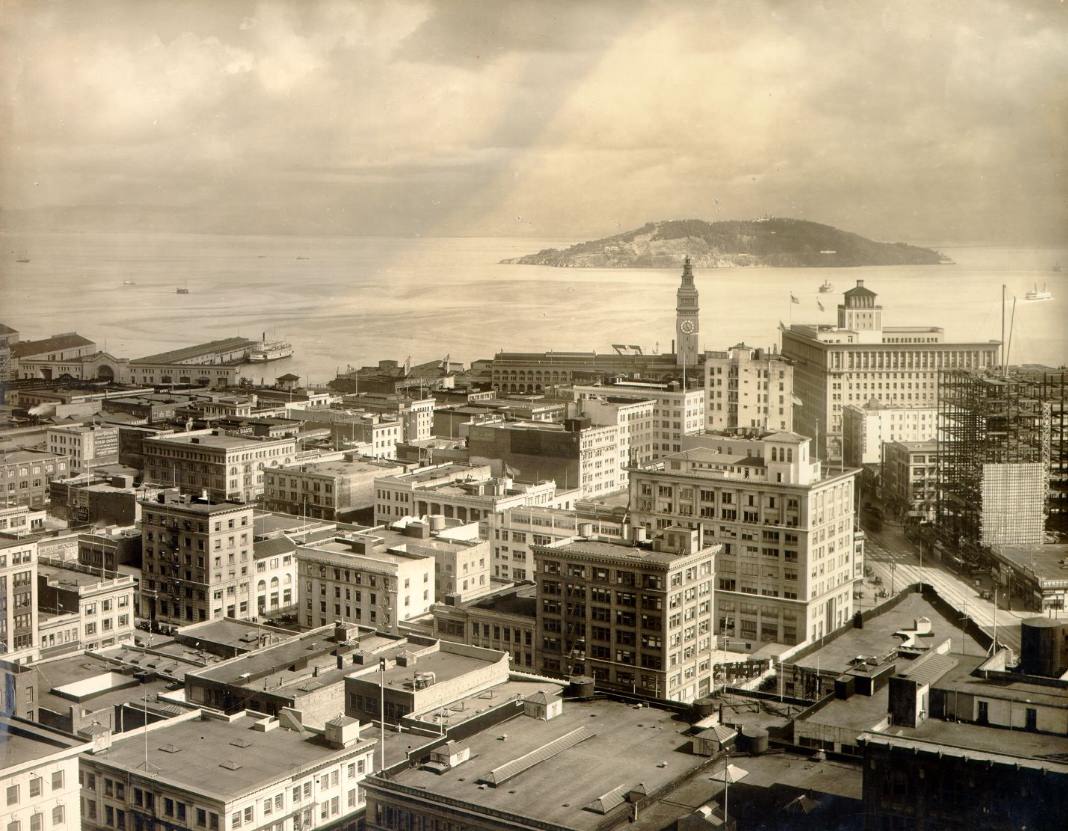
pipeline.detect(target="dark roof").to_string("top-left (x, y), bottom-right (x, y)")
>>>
top-left (843, 282), bottom-right (877, 298)
top-left (0, 322), bottom-right (18, 335)
top-left (254, 536), bottom-right (296, 561)
top-left (132, 337), bottom-right (254, 365)
top-left (12, 333), bottom-right (94, 358)
top-left (276, 373), bottom-right (301, 382)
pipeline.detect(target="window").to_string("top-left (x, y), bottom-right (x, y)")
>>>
top-left (52, 807), bottom-right (65, 826)
top-left (29, 778), bottom-right (41, 797)
top-left (51, 771), bottom-right (63, 791)
top-left (6, 785), bottom-right (17, 806)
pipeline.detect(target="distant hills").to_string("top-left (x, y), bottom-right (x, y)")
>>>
top-left (502, 218), bottom-right (950, 268)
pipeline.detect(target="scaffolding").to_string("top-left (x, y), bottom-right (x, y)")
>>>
top-left (937, 369), bottom-right (1053, 557)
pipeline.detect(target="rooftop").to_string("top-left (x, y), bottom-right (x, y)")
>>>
top-left (147, 432), bottom-right (292, 450)
top-left (132, 337), bottom-right (256, 365)
top-left (11, 332), bottom-right (94, 358)
top-left (384, 696), bottom-right (709, 830)
top-left (253, 536), bottom-right (296, 561)
top-left (38, 563), bottom-right (133, 590)
top-left (928, 652), bottom-right (1068, 709)
top-left (142, 495), bottom-right (252, 516)
top-left (0, 716), bottom-right (84, 768)
top-left (354, 644), bottom-right (503, 691)
top-left (792, 593), bottom-right (984, 674)
top-left (34, 654), bottom-right (177, 718)
top-left (175, 618), bottom-right (292, 653)
top-left (89, 711), bottom-right (375, 801)
top-left (539, 537), bottom-right (706, 568)
top-left (991, 544), bottom-right (1068, 586)
top-left (469, 583), bottom-right (537, 618)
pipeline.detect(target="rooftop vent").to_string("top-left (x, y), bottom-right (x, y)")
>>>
top-left (219, 760), bottom-right (242, 771)
top-left (158, 744), bottom-right (181, 754)
top-left (229, 738), bottom-right (253, 748)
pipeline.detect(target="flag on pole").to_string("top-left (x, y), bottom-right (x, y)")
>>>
top-left (790, 293), bottom-right (800, 304)
top-left (817, 299), bottom-right (825, 311)
top-left (778, 320), bottom-right (787, 332)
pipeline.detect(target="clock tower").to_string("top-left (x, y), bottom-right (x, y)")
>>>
top-left (675, 256), bottom-right (700, 368)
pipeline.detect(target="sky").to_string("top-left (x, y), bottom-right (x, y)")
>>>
top-left (1, 0), bottom-right (1066, 244)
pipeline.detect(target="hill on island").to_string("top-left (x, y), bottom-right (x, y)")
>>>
top-left (502, 218), bottom-right (949, 268)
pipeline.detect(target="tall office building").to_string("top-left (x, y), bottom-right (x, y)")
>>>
top-left (0, 538), bottom-right (38, 663)
top-left (140, 494), bottom-right (256, 627)
top-left (781, 280), bottom-right (999, 460)
top-left (704, 343), bottom-right (794, 432)
top-left (629, 432), bottom-right (860, 645)
top-left (532, 526), bottom-right (718, 702)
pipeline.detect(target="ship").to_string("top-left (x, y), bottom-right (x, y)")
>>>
top-left (122, 280), bottom-right (137, 286)
top-left (818, 280), bottom-right (833, 293)
top-left (248, 332), bottom-right (294, 362)
top-left (1025, 283), bottom-right (1053, 302)
top-left (176, 287), bottom-right (190, 294)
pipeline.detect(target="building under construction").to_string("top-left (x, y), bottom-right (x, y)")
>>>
top-left (937, 368), bottom-right (1062, 558)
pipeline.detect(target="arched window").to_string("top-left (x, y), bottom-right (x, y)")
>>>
top-left (270, 577), bottom-right (279, 589)
top-left (257, 580), bottom-right (266, 593)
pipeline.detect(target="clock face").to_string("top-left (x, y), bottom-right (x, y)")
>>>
top-left (680, 320), bottom-right (695, 334)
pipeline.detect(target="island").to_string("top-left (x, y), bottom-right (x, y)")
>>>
top-left (502, 218), bottom-right (950, 268)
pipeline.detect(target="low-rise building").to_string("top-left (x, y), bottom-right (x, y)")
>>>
top-left (0, 504), bottom-right (47, 536)
top-left (573, 380), bottom-right (705, 457)
top-left (483, 503), bottom-right (626, 582)
top-left (37, 561), bottom-right (137, 651)
top-left (881, 439), bottom-right (938, 521)
top-left (705, 343), bottom-right (794, 433)
top-left (533, 527), bottom-right (719, 702)
top-left (252, 536), bottom-right (297, 619)
top-left (296, 529), bottom-right (438, 633)
top-left (842, 400), bottom-right (937, 467)
top-left (79, 708), bottom-right (378, 831)
top-left (0, 716), bottom-right (87, 831)
top-left (46, 423), bottom-right (120, 473)
top-left (344, 640), bottom-right (509, 725)
top-left (345, 394), bottom-right (435, 442)
top-left (264, 456), bottom-right (405, 522)
top-left (431, 583), bottom-right (538, 672)
top-left (143, 430), bottom-right (296, 503)
top-left (374, 463), bottom-right (573, 526)
top-left (0, 449), bottom-right (70, 508)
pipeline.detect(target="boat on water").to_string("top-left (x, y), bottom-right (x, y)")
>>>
top-left (176, 287), bottom-right (190, 294)
top-left (15, 258), bottom-right (30, 264)
top-left (248, 332), bottom-right (294, 362)
top-left (818, 280), bottom-right (833, 293)
top-left (122, 280), bottom-right (137, 286)
top-left (1025, 283), bottom-right (1053, 302)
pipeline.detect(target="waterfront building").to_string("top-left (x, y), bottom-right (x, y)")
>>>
top-left (489, 259), bottom-right (702, 394)
top-left (781, 280), bottom-right (999, 460)
top-left (139, 494), bottom-right (256, 627)
top-left (532, 527), bottom-right (719, 701)
top-left (296, 527), bottom-right (438, 632)
top-left (704, 343), bottom-right (794, 433)
top-left (841, 400), bottom-right (937, 467)
top-left (46, 423), bottom-right (120, 474)
top-left (483, 503), bottom-right (626, 582)
top-left (79, 708), bottom-right (378, 831)
top-left (36, 561), bottom-right (136, 651)
top-left (629, 432), bottom-right (860, 645)
top-left (143, 430), bottom-right (296, 503)
top-left (0, 716), bottom-right (86, 831)
top-left (0, 449), bottom-right (70, 508)
top-left (10, 331), bottom-right (97, 375)
top-left (572, 379), bottom-right (705, 456)
top-left (373, 463), bottom-right (573, 526)
top-left (881, 440), bottom-right (938, 521)
top-left (1, 537), bottom-right (39, 662)
top-left (264, 456), bottom-right (405, 522)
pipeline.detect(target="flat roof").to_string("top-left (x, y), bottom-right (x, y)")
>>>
top-left (253, 536), bottom-right (295, 561)
top-left (34, 654), bottom-right (177, 717)
top-left (867, 719), bottom-right (1068, 770)
top-left (91, 712), bottom-right (375, 800)
top-left (355, 647), bottom-right (497, 691)
top-left (802, 686), bottom-right (891, 733)
top-left (931, 653), bottom-right (1068, 709)
top-left (0, 716), bottom-right (83, 767)
top-left (792, 594), bottom-right (984, 673)
top-left (383, 697), bottom-right (708, 830)
top-left (39, 563), bottom-right (132, 589)
top-left (470, 584), bottom-right (537, 618)
top-left (282, 458), bottom-right (400, 477)
top-left (542, 538), bottom-right (697, 567)
top-left (992, 544), bottom-right (1068, 585)
top-left (142, 497), bottom-right (251, 516)
top-left (176, 619), bottom-right (291, 652)
top-left (132, 337), bottom-right (256, 365)
top-left (253, 512), bottom-right (336, 538)
top-left (148, 432), bottom-right (290, 450)
top-left (191, 626), bottom-right (356, 685)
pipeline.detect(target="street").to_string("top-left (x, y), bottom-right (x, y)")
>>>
top-left (855, 518), bottom-right (1034, 653)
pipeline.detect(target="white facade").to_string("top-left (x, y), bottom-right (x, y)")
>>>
top-left (572, 381), bottom-right (705, 457)
top-left (842, 402), bottom-right (937, 466)
top-left (1, 539), bottom-right (39, 662)
top-left (2, 724), bottom-right (85, 831)
top-left (705, 344), bottom-right (794, 433)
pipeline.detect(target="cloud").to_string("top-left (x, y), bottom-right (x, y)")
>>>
top-left (1, 0), bottom-right (1065, 243)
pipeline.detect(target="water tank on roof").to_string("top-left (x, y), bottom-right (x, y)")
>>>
top-left (739, 724), bottom-right (769, 755)
top-left (569, 675), bottom-right (595, 699)
top-left (692, 697), bottom-right (717, 719)
top-left (428, 515), bottom-right (446, 532)
top-left (1021, 617), bottom-right (1068, 678)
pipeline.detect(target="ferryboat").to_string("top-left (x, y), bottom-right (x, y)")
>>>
top-left (176, 286), bottom-right (190, 294)
top-left (249, 333), bottom-right (294, 362)
top-left (818, 280), bottom-right (833, 293)
top-left (122, 280), bottom-right (137, 286)
top-left (1025, 283), bottom-right (1053, 302)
